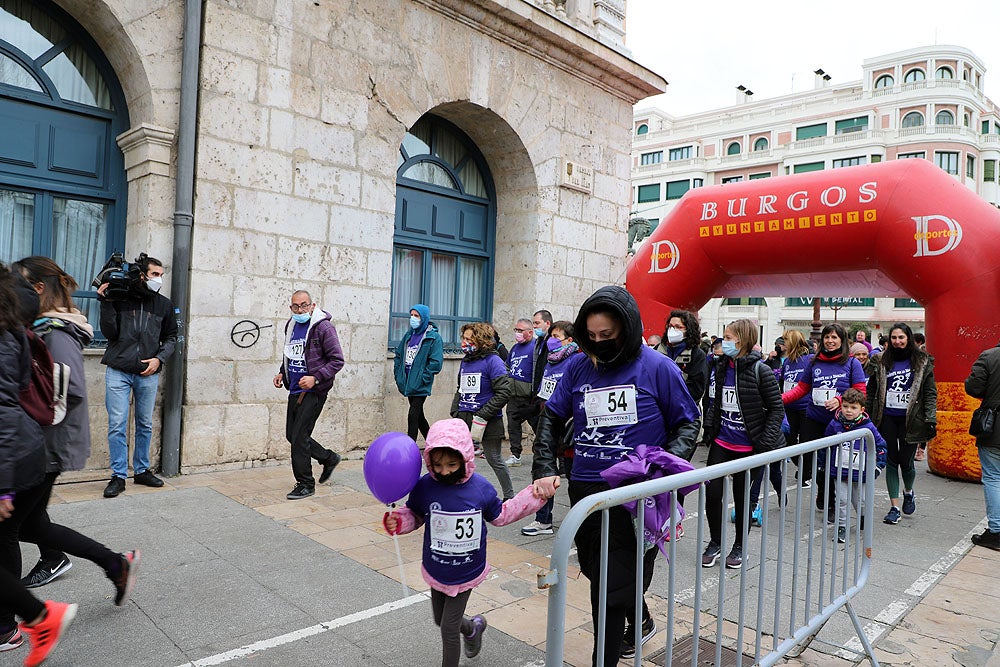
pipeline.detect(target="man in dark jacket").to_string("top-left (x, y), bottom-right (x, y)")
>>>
top-left (98, 255), bottom-right (177, 498)
top-left (273, 290), bottom-right (345, 500)
top-left (966, 341), bottom-right (1000, 551)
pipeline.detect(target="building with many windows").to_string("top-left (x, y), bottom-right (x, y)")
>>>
top-left (0, 0), bottom-right (663, 475)
top-left (630, 45), bottom-right (1000, 345)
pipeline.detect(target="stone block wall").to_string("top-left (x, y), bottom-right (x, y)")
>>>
top-left (51, 0), bottom-right (663, 472)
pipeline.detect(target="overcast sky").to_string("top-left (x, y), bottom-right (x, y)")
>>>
top-left (626, 0), bottom-right (1000, 115)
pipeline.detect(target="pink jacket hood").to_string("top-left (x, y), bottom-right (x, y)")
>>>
top-left (423, 418), bottom-right (476, 483)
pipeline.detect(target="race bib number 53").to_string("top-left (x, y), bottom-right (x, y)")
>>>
top-left (584, 385), bottom-right (638, 427)
top-left (429, 509), bottom-right (482, 555)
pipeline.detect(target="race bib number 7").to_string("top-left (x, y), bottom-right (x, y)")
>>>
top-left (584, 385), bottom-right (638, 427)
top-left (429, 509), bottom-right (482, 555)
top-left (836, 443), bottom-right (863, 471)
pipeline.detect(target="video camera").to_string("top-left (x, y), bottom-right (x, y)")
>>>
top-left (91, 251), bottom-right (148, 301)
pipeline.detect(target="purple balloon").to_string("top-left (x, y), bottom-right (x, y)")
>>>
top-left (363, 432), bottom-right (422, 504)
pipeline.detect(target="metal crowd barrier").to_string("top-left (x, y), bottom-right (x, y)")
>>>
top-left (538, 429), bottom-right (880, 666)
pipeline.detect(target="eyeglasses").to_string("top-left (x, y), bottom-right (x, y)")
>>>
top-left (290, 302), bottom-right (312, 313)
top-left (514, 327), bottom-right (531, 333)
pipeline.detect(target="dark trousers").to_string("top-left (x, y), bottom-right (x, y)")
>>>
top-left (506, 396), bottom-right (539, 457)
top-left (430, 588), bottom-right (473, 667)
top-left (0, 568), bottom-right (44, 628)
top-left (457, 412), bottom-right (513, 499)
top-left (406, 395), bottom-right (430, 441)
top-left (706, 444), bottom-right (761, 548)
top-left (786, 409), bottom-right (811, 481)
top-left (286, 391), bottom-right (333, 487)
top-left (801, 417), bottom-right (836, 510)
top-left (749, 461), bottom-right (785, 509)
top-left (0, 473), bottom-right (118, 631)
top-left (569, 480), bottom-right (655, 667)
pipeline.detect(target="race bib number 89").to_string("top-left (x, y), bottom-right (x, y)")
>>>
top-left (429, 509), bottom-right (482, 555)
top-left (460, 373), bottom-right (482, 394)
top-left (584, 385), bottom-right (638, 427)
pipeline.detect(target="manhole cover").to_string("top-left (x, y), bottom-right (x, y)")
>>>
top-left (646, 635), bottom-right (751, 666)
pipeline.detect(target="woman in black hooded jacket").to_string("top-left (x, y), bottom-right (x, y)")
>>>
top-left (531, 286), bottom-right (700, 665)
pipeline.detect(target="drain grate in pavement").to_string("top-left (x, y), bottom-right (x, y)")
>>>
top-left (645, 635), bottom-right (750, 666)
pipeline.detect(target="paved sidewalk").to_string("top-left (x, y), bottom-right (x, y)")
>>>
top-left (26, 455), bottom-right (1000, 666)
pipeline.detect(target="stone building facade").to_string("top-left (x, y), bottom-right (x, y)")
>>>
top-left (0, 0), bottom-right (663, 477)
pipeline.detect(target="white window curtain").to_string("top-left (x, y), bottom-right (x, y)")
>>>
top-left (0, 188), bottom-right (34, 263)
top-left (428, 253), bottom-right (455, 342)
top-left (43, 42), bottom-right (111, 109)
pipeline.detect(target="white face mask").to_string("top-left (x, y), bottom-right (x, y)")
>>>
top-left (666, 328), bottom-right (684, 345)
top-left (146, 277), bottom-right (162, 293)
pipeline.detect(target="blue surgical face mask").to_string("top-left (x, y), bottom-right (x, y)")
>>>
top-left (533, 327), bottom-right (545, 338)
top-left (292, 312), bottom-right (311, 324)
top-left (721, 340), bottom-right (739, 358)
top-left (410, 315), bottom-right (421, 329)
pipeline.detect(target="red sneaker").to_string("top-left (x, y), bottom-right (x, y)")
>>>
top-left (111, 550), bottom-right (141, 606)
top-left (19, 601), bottom-right (77, 667)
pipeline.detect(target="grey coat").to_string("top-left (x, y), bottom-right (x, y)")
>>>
top-left (34, 317), bottom-right (92, 472)
top-left (965, 344), bottom-right (1000, 449)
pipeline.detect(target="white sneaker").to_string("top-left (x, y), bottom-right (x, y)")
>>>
top-left (505, 455), bottom-right (521, 467)
top-left (520, 521), bottom-right (553, 536)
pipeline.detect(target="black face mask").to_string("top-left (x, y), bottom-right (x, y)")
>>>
top-left (889, 346), bottom-right (912, 361)
top-left (436, 466), bottom-right (465, 485)
top-left (591, 338), bottom-right (621, 364)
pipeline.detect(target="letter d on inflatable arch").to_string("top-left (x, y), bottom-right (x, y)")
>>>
top-left (626, 159), bottom-right (1000, 481)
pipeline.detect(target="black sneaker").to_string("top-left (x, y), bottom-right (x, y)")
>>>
top-left (702, 542), bottom-right (722, 567)
top-left (971, 529), bottom-right (1000, 552)
top-left (319, 452), bottom-right (341, 484)
top-left (109, 550), bottom-right (140, 606)
top-left (286, 484), bottom-right (315, 500)
top-left (725, 543), bottom-right (743, 569)
top-left (21, 556), bottom-right (72, 589)
top-left (463, 614), bottom-right (487, 658)
top-left (901, 492), bottom-right (916, 515)
top-left (837, 526), bottom-right (847, 544)
top-left (883, 506), bottom-right (901, 524)
top-left (103, 477), bottom-right (126, 498)
top-left (134, 470), bottom-right (164, 487)
top-left (620, 616), bottom-right (656, 659)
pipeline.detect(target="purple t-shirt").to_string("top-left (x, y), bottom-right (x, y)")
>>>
top-left (884, 359), bottom-right (915, 417)
top-left (406, 472), bottom-right (503, 586)
top-left (544, 346), bottom-right (701, 482)
top-left (780, 355), bottom-right (814, 412)
top-left (803, 357), bottom-right (866, 425)
top-left (507, 340), bottom-right (535, 383)
top-left (710, 362), bottom-right (752, 449)
top-left (457, 354), bottom-right (508, 416)
top-left (285, 321), bottom-right (310, 395)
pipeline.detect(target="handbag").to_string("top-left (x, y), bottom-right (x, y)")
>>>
top-left (970, 405), bottom-right (996, 437)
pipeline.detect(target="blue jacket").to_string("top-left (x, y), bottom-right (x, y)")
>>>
top-left (820, 412), bottom-right (887, 481)
top-left (394, 307), bottom-right (443, 397)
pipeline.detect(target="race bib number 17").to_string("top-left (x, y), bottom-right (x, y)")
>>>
top-left (584, 385), bottom-right (638, 427)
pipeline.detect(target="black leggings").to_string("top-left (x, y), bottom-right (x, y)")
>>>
top-left (406, 395), bottom-right (430, 440)
top-left (0, 473), bottom-right (119, 630)
top-left (706, 444), bottom-right (760, 548)
top-left (569, 480), bottom-right (655, 667)
top-left (0, 568), bottom-right (44, 633)
top-left (430, 588), bottom-right (473, 667)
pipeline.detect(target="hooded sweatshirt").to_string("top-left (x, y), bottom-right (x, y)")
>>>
top-left (544, 286), bottom-right (701, 481)
top-left (393, 304), bottom-right (443, 397)
top-left (385, 418), bottom-right (543, 594)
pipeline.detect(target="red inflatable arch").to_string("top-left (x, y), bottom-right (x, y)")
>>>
top-left (626, 159), bottom-right (1000, 481)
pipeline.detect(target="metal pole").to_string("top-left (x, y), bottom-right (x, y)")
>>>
top-left (161, 0), bottom-right (203, 476)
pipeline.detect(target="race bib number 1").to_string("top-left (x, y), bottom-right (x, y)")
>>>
top-left (460, 373), bottom-right (482, 394)
top-left (584, 385), bottom-right (638, 427)
top-left (429, 509), bottom-right (482, 555)
top-left (812, 387), bottom-right (836, 406)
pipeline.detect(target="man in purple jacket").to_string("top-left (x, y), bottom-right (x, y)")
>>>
top-left (272, 290), bottom-right (345, 500)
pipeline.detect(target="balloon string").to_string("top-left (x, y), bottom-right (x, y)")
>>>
top-left (390, 502), bottom-right (409, 598)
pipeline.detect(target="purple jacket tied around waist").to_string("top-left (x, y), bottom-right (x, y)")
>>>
top-left (600, 444), bottom-right (698, 556)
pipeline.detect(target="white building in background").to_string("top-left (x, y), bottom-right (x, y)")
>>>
top-left (630, 45), bottom-right (1000, 348)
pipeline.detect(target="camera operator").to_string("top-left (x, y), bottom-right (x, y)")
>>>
top-left (97, 255), bottom-right (177, 498)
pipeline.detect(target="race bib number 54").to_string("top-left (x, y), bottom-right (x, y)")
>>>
top-left (584, 385), bottom-right (638, 427)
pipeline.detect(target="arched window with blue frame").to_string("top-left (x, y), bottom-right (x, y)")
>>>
top-left (0, 0), bottom-right (129, 336)
top-left (391, 115), bottom-right (496, 349)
